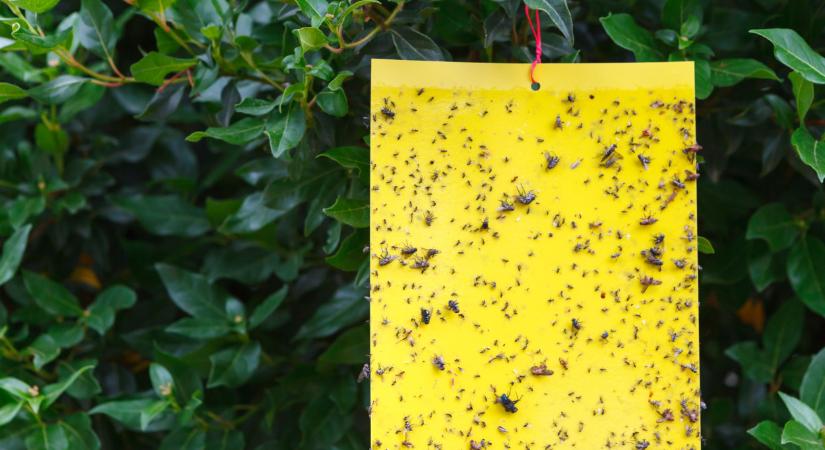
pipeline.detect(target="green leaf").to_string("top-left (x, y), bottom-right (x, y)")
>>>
top-left (23, 271), bottom-right (83, 317)
top-left (266, 103), bottom-right (305, 158)
top-left (748, 241), bottom-right (786, 291)
top-left (326, 228), bottom-right (367, 271)
top-left (28, 76), bottom-right (88, 104)
top-left (726, 341), bottom-right (773, 382)
top-left (156, 263), bottom-right (228, 320)
top-left (748, 420), bottom-right (784, 450)
top-left (139, 400), bottom-right (169, 431)
top-left (662, 0), bottom-right (702, 37)
top-left (0, 82), bottom-right (27, 104)
top-left (249, 286), bottom-right (288, 329)
top-left (295, 0), bottom-right (328, 27)
top-left (114, 195), bottom-right (210, 237)
top-left (316, 88), bottom-right (348, 117)
top-left (788, 237), bottom-right (825, 316)
top-left (294, 27), bottom-right (328, 52)
top-left (780, 392), bottom-right (824, 433)
top-left (57, 414), bottom-right (100, 450)
top-left (78, 0), bottom-right (117, 60)
top-left (319, 146), bottom-right (368, 185)
top-left (751, 28), bottom-right (825, 84)
top-left (295, 284), bottom-right (367, 340)
top-left (187, 117), bottom-right (266, 145)
top-left (764, 299), bottom-right (804, 371)
top-left (25, 334), bottom-right (60, 369)
top-left (91, 399), bottom-right (171, 431)
top-left (746, 203), bottom-right (800, 251)
top-left (317, 324), bottom-right (368, 369)
top-left (235, 98), bottom-right (276, 116)
top-left (390, 27), bottom-right (445, 61)
top-left (35, 123), bottom-right (69, 156)
top-left (792, 127), bottom-right (825, 181)
top-left (166, 317), bottom-right (232, 339)
top-left (130, 52), bottom-right (196, 86)
top-left (159, 428), bottom-right (205, 450)
top-left (781, 420), bottom-right (824, 450)
top-left (11, 24), bottom-right (70, 50)
top-left (802, 348), bottom-right (825, 419)
top-left (523, 0), bottom-right (574, 44)
top-left (0, 399), bottom-right (22, 426)
top-left (86, 285), bottom-right (137, 335)
top-left (0, 224), bottom-right (31, 286)
top-left (11, 0), bottom-right (61, 13)
top-left (207, 342), bottom-right (261, 388)
top-left (205, 430), bottom-right (244, 450)
top-left (791, 72), bottom-right (815, 122)
top-left (42, 365), bottom-right (95, 410)
top-left (694, 59), bottom-right (713, 100)
top-left (599, 14), bottom-right (662, 62)
top-left (25, 424), bottom-right (68, 450)
top-left (710, 58), bottom-right (780, 87)
top-left (697, 236), bottom-right (714, 254)
top-left (202, 245), bottom-right (280, 284)
top-left (136, 0), bottom-right (177, 14)
top-left (323, 197), bottom-right (368, 228)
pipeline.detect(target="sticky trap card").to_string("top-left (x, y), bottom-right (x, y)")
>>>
top-left (369, 60), bottom-right (700, 450)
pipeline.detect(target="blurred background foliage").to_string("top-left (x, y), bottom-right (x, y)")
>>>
top-left (0, 0), bottom-right (823, 448)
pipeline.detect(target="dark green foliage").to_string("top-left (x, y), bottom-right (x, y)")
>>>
top-left (0, 0), bottom-right (823, 448)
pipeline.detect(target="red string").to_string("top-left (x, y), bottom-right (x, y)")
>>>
top-left (524, 5), bottom-right (542, 84)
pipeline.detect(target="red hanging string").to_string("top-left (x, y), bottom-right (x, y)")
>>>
top-left (524, 5), bottom-right (542, 85)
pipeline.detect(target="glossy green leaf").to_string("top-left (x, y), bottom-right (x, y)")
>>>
top-left (710, 58), bottom-right (780, 87)
top-left (748, 420), bottom-right (784, 450)
top-left (91, 399), bottom-right (171, 431)
top-left (788, 237), bottom-right (825, 316)
top-left (156, 263), bottom-right (228, 320)
top-left (266, 103), bottom-right (305, 158)
top-left (747, 241), bottom-right (785, 291)
top-left (57, 415), bottom-right (100, 450)
top-left (781, 420), bottom-right (824, 450)
top-left (792, 127), bottom-right (825, 182)
top-left (524, 0), bottom-right (574, 44)
top-left (746, 203), bottom-right (800, 251)
top-left (662, 0), bottom-right (702, 37)
top-left (599, 13), bottom-right (662, 62)
top-left (697, 236), bottom-right (714, 254)
top-left (390, 27), bottom-right (444, 61)
top-left (28, 76), bottom-right (88, 104)
top-left (207, 342), bottom-right (261, 388)
top-left (25, 424), bottom-right (68, 450)
top-left (319, 146), bottom-right (368, 185)
top-left (295, 0), bottom-right (328, 27)
top-left (326, 228), bottom-right (367, 271)
top-left (791, 71), bottom-right (814, 122)
top-left (295, 284), bottom-right (367, 340)
top-left (187, 117), bottom-right (266, 145)
top-left (0, 82), bottom-right (27, 104)
top-left (0, 224), bottom-right (31, 286)
top-left (780, 392), bottom-right (824, 433)
top-left (86, 285), bottom-right (137, 335)
top-left (11, 0), bottom-right (61, 13)
top-left (764, 299), bottom-right (804, 371)
top-left (726, 341), bottom-right (773, 383)
top-left (114, 195), bottom-right (209, 237)
top-left (801, 349), bottom-right (825, 420)
top-left (295, 27), bottom-right (328, 52)
top-left (130, 52), bottom-right (197, 86)
top-left (751, 28), bottom-right (825, 84)
top-left (78, 0), bottom-right (117, 60)
top-left (166, 317), bottom-right (232, 339)
top-left (249, 286), bottom-right (288, 329)
top-left (23, 271), bottom-right (83, 317)
top-left (323, 197), bottom-right (368, 228)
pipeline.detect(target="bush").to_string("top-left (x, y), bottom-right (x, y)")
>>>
top-left (0, 0), bottom-right (822, 448)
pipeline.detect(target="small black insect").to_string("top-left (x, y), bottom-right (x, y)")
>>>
top-left (554, 115), bottom-right (563, 129)
top-left (498, 200), bottom-right (515, 212)
top-left (498, 393), bottom-right (519, 413)
top-left (421, 308), bottom-right (431, 324)
top-left (426, 248), bottom-right (439, 259)
top-left (572, 318), bottom-right (582, 331)
top-left (432, 355), bottom-right (445, 370)
top-left (544, 152), bottom-right (560, 170)
top-left (381, 107), bottom-right (395, 119)
top-left (516, 186), bottom-right (536, 205)
top-left (640, 275), bottom-right (662, 292)
top-left (640, 215), bottom-right (658, 225)
top-left (448, 300), bottom-right (460, 313)
top-left (401, 244), bottom-right (417, 256)
top-left (567, 93), bottom-right (576, 103)
top-left (481, 217), bottom-right (489, 230)
top-left (601, 331), bottom-right (609, 339)
top-left (413, 258), bottom-right (429, 271)
top-left (638, 154), bottom-right (651, 170)
top-left (378, 249), bottom-right (396, 266)
top-left (424, 211), bottom-right (435, 226)
top-left (653, 233), bottom-right (665, 245)
top-left (636, 441), bottom-right (650, 450)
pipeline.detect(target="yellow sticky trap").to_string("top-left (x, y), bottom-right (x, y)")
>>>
top-left (370, 60), bottom-right (700, 450)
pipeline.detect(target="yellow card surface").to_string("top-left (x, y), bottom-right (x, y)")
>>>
top-left (370, 60), bottom-right (700, 450)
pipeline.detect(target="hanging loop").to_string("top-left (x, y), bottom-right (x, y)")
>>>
top-left (524, 5), bottom-right (542, 88)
